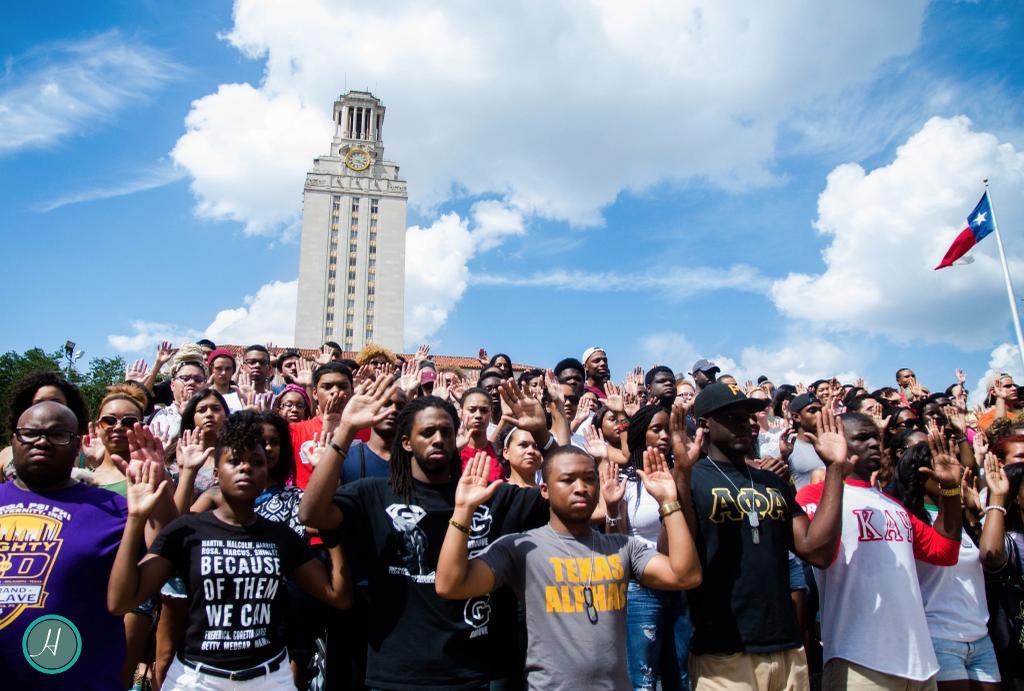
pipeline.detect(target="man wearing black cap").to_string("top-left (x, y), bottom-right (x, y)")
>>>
top-left (788, 393), bottom-right (826, 490)
top-left (681, 383), bottom-right (850, 690)
top-left (691, 359), bottom-right (720, 391)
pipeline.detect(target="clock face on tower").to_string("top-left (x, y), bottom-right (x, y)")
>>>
top-left (345, 148), bottom-right (371, 171)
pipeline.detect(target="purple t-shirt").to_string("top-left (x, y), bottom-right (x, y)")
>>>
top-left (0, 481), bottom-right (128, 689)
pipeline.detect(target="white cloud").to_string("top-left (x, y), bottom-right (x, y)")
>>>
top-left (171, 84), bottom-right (332, 236)
top-left (172, 0), bottom-right (927, 234)
top-left (107, 321), bottom-right (201, 354)
top-left (0, 31), bottom-right (180, 155)
top-left (205, 279), bottom-right (298, 344)
top-left (471, 264), bottom-right (768, 297)
top-left (109, 280), bottom-right (298, 353)
top-left (969, 342), bottom-right (1024, 407)
top-left (38, 162), bottom-right (185, 212)
top-left (636, 331), bottom-right (862, 387)
top-left (404, 200), bottom-right (525, 345)
top-left (771, 115), bottom-right (1024, 349)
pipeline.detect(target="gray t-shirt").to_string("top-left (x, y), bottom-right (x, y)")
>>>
top-left (789, 439), bottom-right (824, 490)
top-left (479, 525), bottom-right (657, 690)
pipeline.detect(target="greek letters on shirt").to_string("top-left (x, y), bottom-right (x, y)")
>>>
top-left (196, 539), bottom-right (282, 653)
top-left (851, 508), bottom-right (912, 543)
top-left (707, 486), bottom-right (788, 523)
top-left (543, 554), bottom-right (628, 614)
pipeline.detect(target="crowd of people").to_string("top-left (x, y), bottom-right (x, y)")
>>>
top-left (2, 337), bottom-right (1024, 691)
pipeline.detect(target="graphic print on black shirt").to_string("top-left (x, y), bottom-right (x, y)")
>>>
top-left (331, 478), bottom-right (547, 690)
top-left (686, 457), bottom-right (805, 655)
top-left (150, 512), bottom-right (313, 670)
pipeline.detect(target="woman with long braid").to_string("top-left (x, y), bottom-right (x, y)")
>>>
top-left (298, 374), bottom-right (549, 690)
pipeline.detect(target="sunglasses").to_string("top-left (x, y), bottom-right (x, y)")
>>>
top-left (98, 415), bottom-right (140, 430)
top-left (175, 375), bottom-right (206, 384)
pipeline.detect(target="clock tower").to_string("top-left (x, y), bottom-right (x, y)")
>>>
top-left (294, 91), bottom-right (407, 352)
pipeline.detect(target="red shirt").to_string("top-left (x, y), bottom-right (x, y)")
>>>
top-left (290, 418), bottom-right (371, 490)
top-left (460, 443), bottom-right (504, 482)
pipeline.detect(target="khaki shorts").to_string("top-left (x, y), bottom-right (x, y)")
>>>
top-left (690, 646), bottom-right (809, 691)
top-left (822, 658), bottom-right (937, 690)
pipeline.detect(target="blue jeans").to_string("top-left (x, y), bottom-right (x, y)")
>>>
top-left (626, 581), bottom-right (692, 691)
top-left (932, 634), bottom-right (1001, 683)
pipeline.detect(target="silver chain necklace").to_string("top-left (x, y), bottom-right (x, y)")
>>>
top-left (549, 525), bottom-right (598, 624)
top-left (708, 459), bottom-right (761, 544)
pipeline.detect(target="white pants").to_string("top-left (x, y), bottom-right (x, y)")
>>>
top-left (164, 654), bottom-right (294, 690)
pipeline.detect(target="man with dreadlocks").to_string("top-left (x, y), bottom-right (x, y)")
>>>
top-left (299, 374), bottom-right (549, 690)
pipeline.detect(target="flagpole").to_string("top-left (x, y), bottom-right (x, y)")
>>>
top-left (986, 179), bottom-right (1024, 374)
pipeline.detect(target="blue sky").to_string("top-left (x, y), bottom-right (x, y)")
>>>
top-left (2, 1), bottom-right (1023, 399)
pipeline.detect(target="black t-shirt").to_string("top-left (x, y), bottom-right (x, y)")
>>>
top-left (686, 456), bottom-right (805, 654)
top-left (331, 477), bottom-right (547, 690)
top-left (149, 512), bottom-right (314, 669)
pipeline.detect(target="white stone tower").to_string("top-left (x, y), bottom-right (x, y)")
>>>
top-left (294, 91), bottom-right (407, 351)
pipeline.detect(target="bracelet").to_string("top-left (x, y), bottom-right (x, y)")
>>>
top-left (448, 518), bottom-right (471, 535)
top-left (328, 440), bottom-right (347, 457)
top-left (658, 500), bottom-right (682, 518)
top-left (985, 505), bottom-right (1007, 515)
top-left (605, 515), bottom-right (621, 527)
top-left (938, 485), bottom-right (961, 497)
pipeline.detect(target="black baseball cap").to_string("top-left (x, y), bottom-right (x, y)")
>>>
top-left (693, 382), bottom-right (768, 419)
top-left (789, 393), bottom-right (820, 415)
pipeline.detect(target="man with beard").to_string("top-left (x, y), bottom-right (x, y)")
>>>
top-left (583, 347), bottom-right (611, 400)
top-left (691, 360), bottom-right (720, 392)
top-left (300, 375), bottom-right (549, 689)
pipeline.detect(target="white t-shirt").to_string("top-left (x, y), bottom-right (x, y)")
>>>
top-left (622, 477), bottom-right (661, 547)
top-left (796, 479), bottom-right (960, 681)
top-left (916, 507), bottom-right (989, 642)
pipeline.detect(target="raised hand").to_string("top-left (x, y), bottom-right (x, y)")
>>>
top-left (637, 447), bottom-right (678, 504)
top-left (353, 364), bottom-right (375, 387)
top-left (806, 410), bottom-right (850, 471)
top-left (779, 426), bottom-right (796, 462)
top-left (125, 358), bottom-right (150, 383)
top-left (253, 392), bottom-right (272, 413)
top-left (604, 382), bottom-right (624, 414)
top-left (972, 431), bottom-right (990, 462)
top-left (942, 405), bottom-right (966, 436)
top-left (126, 460), bottom-right (169, 520)
top-left (960, 467), bottom-right (982, 513)
top-left (670, 403), bottom-right (703, 471)
top-left (450, 376), bottom-right (466, 402)
top-left (295, 358), bottom-right (315, 387)
top-left (341, 374), bottom-right (399, 431)
top-left (236, 369), bottom-right (254, 397)
top-left (755, 456), bottom-right (789, 480)
top-left (923, 423), bottom-right (963, 489)
top-left (414, 344), bottom-right (430, 364)
top-left (583, 425), bottom-right (609, 463)
top-left (82, 422), bottom-right (107, 469)
top-left (623, 369), bottom-right (641, 399)
top-left (984, 452), bottom-right (1010, 500)
top-left (855, 377), bottom-right (866, 389)
top-left (544, 369), bottom-right (565, 406)
top-left (306, 431), bottom-right (331, 468)
top-left (455, 450), bottom-right (502, 510)
top-left (573, 396), bottom-right (596, 427)
top-left (316, 345), bottom-right (334, 366)
top-left (177, 428), bottom-right (214, 472)
top-left (433, 377), bottom-right (450, 402)
top-left (398, 360), bottom-right (420, 394)
top-left (499, 379), bottom-right (547, 435)
top-left (155, 340), bottom-right (178, 370)
top-left (600, 453), bottom-right (625, 510)
top-left (956, 368), bottom-right (967, 386)
top-left (795, 382), bottom-right (807, 395)
top-left (477, 347), bottom-right (489, 368)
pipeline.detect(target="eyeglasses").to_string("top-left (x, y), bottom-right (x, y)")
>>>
top-left (582, 585), bottom-right (598, 624)
top-left (278, 401), bottom-right (306, 410)
top-left (175, 375), bottom-right (206, 384)
top-left (98, 415), bottom-right (140, 430)
top-left (14, 428), bottom-right (79, 446)
top-left (244, 359), bottom-right (269, 367)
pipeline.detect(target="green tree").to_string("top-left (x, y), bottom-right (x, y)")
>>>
top-left (0, 347), bottom-right (126, 444)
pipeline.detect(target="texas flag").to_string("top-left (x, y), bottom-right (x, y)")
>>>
top-left (935, 192), bottom-right (995, 269)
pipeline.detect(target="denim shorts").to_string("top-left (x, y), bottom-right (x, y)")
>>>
top-left (932, 634), bottom-right (1001, 683)
top-left (788, 552), bottom-right (808, 592)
